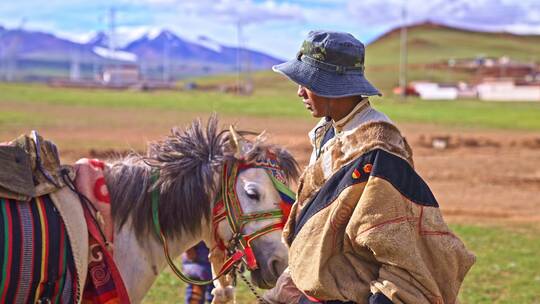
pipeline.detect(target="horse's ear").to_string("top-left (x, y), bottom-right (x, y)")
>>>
top-left (255, 130), bottom-right (267, 144)
top-left (229, 125), bottom-right (248, 158)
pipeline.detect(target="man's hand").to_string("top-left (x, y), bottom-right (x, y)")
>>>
top-left (211, 285), bottom-right (235, 304)
top-left (263, 268), bottom-right (303, 304)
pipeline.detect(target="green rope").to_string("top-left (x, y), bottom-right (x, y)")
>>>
top-left (268, 173), bottom-right (296, 200)
top-left (151, 170), bottom-right (225, 285)
top-left (151, 172), bottom-right (161, 238)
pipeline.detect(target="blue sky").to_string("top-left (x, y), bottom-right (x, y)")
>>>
top-left (1, 0), bottom-right (540, 59)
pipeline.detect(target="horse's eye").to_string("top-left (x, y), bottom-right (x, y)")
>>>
top-left (245, 188), bottom-right (260, 201)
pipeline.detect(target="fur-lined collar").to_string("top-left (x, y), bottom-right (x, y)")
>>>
top-left (297, 121), bottom-right (413, 211)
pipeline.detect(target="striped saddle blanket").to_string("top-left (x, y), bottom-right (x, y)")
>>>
top-left (0, 195), bottom-right (78, 304)
top-left (1, 132), bottom-right (130, 304)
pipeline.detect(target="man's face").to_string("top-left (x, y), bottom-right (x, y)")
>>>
top-left (297, 85), bottom-right (329, 118)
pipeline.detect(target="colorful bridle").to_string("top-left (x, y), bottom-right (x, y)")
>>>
top-left (151, 157), bottom-right (295, 286)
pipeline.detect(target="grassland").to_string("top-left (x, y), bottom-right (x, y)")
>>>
top-left (2, 81), bottom-right (540, 131)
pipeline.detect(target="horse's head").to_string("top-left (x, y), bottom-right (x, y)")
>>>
top-left (108, 116), bottom-right (298, 292)
top-left (211, 126), bottom-right (299, 289)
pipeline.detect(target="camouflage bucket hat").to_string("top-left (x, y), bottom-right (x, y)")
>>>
top-left (272, 30), bottom-right (381, 98)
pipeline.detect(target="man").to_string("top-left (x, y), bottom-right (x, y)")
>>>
top-left (182, 242), bottom-right (214, 304)
top-left (264, 31), bottom-right (475, 304)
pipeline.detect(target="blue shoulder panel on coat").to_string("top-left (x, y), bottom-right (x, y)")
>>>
top-left (292, 149), bottom-right (438, 242)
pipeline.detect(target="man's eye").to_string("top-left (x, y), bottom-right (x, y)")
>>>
top-left (246, 188), bottom-right (260, 201)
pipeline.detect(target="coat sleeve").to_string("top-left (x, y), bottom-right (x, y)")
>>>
top-left (356, 220), bottom-right (441, 304)
top-left (262, 267), bottom-right (304, 304)
top-left (346, 177), bottom-right (446, 304)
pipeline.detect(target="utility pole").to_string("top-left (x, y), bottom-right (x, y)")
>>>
top-left (162, 32), bottom-right (169, 82)
top-left (108, 7), bottom-right (118, 84)
top-left (70, 51), bottom-right (80, 81)
top-left (245, 35), bottom-right (253, 95)
top-left (109, 8), bottom-right (116, 55)
top-left (399, 2), bottom-right (408, 101)
top-left (0, 29), bottom-right (5, 81)
top-left (236, 20), bottom-right (243, 94)
top-left (5, 18), bottom-right (26, 82)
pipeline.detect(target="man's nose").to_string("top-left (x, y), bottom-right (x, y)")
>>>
top-left (297, 85), bottom-right (306, 97)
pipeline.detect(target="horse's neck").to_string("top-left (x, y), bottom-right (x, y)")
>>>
top-left (112, 220), bottom-right (212, 303)
top-left (103, 160), bottom-right (215, 303)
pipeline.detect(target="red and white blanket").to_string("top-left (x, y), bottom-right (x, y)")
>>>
top-left (74, 158), bottom-right (130, 304)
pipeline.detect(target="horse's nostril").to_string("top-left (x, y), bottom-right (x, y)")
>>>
top-left (268, 258), bottom-right (285, 279)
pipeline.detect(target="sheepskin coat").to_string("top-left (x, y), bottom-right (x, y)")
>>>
top-left (283, 119), bottom-right (475, 304)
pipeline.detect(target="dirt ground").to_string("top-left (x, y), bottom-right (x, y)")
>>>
top-left (2, 104), bottom-right (539, 226)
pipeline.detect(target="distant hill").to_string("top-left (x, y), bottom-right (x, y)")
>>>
top-left (366, 21), bottom-right (540, 66)
top-left (0, 27), bottom-right (282, 81)
top-left (0, 29), bottom-right (99, 62)
top-left (362, 21), bottom-right (540, 92)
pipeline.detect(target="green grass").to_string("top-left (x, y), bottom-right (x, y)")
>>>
top-left (143, 271), bottom-right (265, 304)
top-left (2, 82), bottom-right (540, 131)
top-left (142, 224), bottom-right (540, 304)
top-left (0, 109), bottom-right (66, 131)
top-left (0, 82), bottom-right (305, 118)
top-left (455, 224), bottom-right (540, 303)
top-left (373, 98), bottom-right (540, 130)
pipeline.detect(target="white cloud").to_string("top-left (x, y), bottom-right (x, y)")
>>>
top-left (347, 0), bottom-right (540, 34)
top-left (123, 0), bottom-right (304, 25)
top-left (187, 0), bottom-right (304, 25)
top-left (2, 0), bottom-right (540, 59)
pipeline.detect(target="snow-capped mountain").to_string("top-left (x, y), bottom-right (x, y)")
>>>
top-left (0, 26), bottom-right (282, 78)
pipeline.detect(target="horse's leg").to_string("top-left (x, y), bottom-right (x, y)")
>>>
top-left (209, 246), bottom-right (235, 304)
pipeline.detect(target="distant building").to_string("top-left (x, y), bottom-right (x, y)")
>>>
top-left (430, 55), bottom-right (538, 81)
top-left (410, 81), bottom-right (458, 100)
top-left (101, 64), bottom-right (140, 85)
top-left (409, 79), bottom-right (540, 102)
top-left (477, 79), bottom-right (540, 102)
top-left (456, 82), bottom-right (477, 99)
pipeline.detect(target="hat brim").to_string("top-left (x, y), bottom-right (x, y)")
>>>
top-left (272, 58), bottom-right (381, 98)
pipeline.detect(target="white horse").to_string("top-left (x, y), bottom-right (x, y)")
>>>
top-left (106, 117), bottom-right (299, 303)
top-left (0, 116), bottom-right (299, 304)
